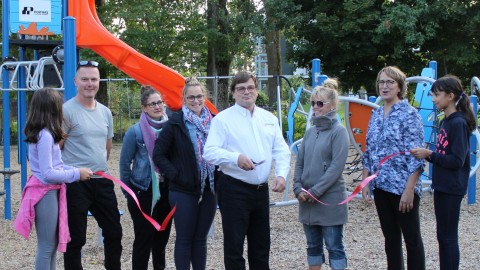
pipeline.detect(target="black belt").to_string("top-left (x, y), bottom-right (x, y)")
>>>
top-left (220, 171), bottom-right (267, 190)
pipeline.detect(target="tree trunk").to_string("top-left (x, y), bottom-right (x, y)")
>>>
top-left (207, 0), bottom-right (232, 111)
top-left (94, 0), bottom-right (108, 107)
top-left (97, 68), bottom-right (108, 106)
top-left (265, 30), bottom-right (281, 106)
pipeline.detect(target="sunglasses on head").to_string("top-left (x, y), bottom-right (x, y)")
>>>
top-left (311, 100), bottom-right (330, 108)
top-left (77, 60), bottom-right (99, 69)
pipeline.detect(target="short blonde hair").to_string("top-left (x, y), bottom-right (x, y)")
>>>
top-left (322, 78), bottom-right (339, 91)
top-left (311, 86), bottom-right (339, 106)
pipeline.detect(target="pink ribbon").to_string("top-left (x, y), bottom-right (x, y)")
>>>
top-left (302, 151), bottom-right (407, 205)
top-left (95, 171), bottom-right (175, 231)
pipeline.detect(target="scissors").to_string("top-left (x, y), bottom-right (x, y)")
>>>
top-left (252, 160), bottom-right (265, 166)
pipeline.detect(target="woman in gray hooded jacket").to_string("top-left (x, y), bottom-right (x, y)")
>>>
top-left (293, 83), bottom-right (349, 270)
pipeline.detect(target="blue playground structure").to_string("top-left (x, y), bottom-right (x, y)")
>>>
top-left (1, 0), bottom-right (107, 219)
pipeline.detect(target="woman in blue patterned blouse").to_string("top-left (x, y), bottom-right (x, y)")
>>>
top-left (361, 66), bottom-right (425, 270)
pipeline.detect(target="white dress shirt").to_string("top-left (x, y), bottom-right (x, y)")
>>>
top-left (203, 104), bottom-right (291, 185)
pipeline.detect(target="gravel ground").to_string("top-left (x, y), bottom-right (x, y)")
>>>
top-left (1, 144), bottom-right (480, 269)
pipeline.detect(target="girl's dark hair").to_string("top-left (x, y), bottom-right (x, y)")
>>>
top-left (431, 75), bottom-right (476, 133)
top-left (24, 88), bottom-right (65, 143)
top-left (140, 85), bottom-right (162, 106)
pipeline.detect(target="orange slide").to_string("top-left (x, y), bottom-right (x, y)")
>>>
top-left (68, 0), bottom-right (218, 113)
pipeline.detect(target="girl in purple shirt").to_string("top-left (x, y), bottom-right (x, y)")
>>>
top-left (14, 88), bottom-right (92, 270)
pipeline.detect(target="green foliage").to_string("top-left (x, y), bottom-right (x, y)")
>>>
top-left (105, 81), bottom-right (142, 141)
top-left (277, 0), bottom-right (480, 96)
top-left (99, 0), bottom-right (207, 74)
top-left (281, 113), bottom-right (307, 142)
top-left (256, 91), bottom-right (269, 108)
top-left (10, 120), bottom-right (18, 135)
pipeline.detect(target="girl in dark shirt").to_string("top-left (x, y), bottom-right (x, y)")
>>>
top-left (411, 75), bottom-right (476, 270)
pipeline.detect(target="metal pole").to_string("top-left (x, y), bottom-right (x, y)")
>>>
top-left (2, 0), bottom-right (13, 220)
top-left (18, 47), bottom-right (27, 189)
top-left (311, 58), bottom-right (321, 88)
top-left (213, 76), bottom-right (218, 108)
top-left (468, 95), bottom-right (478, 204)
top-left (276, 75), bottom-right (282, 128)
top-left (63, 17), bottom-right (77, 101)
top-left (429, 61), bottom-right (438, 80)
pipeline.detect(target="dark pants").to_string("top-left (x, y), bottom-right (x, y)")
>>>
top-left (127, 182), bottom-right (172, 270)
top-left (64, 178), bottom-right (123, 270)
top-left (217, 172), bottom-right (270, 270)
top-left (434, 191), bottom-right (463, 270)
top-left (169, 185), bottom-right (216, 270)
top-left (373, 189), bottom-right (425, 270)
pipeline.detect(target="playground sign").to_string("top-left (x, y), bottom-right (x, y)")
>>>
top-left (10, 0), bottom-right (62, 35)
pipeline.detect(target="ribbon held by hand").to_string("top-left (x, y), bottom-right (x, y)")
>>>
top-left (95, 171), bottom-right (175, 231)
top-left (302, 151), bottom-right (407, 205)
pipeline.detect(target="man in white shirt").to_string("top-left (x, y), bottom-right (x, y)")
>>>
top-left (203, 71), bottom-right (291, 270)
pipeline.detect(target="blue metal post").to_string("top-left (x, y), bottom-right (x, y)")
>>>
top-left (311, 59), bottom-right (321, 88)
top-left (429, 61), bottom-right (438, 80)
top-left (18, 47), bottom-right (28, 189)
top-left (319, 75), bottom-right (328, 87)
top-left (63, 17), bottom-right (77, 100)
top-left (2, 0), bottom-right (12, 219)
top-left (468, 95), bottom-right (477, 204)
top-left (63, 0), bottom-right (68, 20)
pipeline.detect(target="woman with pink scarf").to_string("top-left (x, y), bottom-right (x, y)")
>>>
top-left (120, 85), bottom-right (172, 270)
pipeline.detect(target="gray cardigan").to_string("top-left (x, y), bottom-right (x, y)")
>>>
top-left (293, 112), bottom-right (349, 226)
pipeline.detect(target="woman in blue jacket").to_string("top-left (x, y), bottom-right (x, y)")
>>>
top-left (120, 85), bottom-right (171, 270)
top-left (411, 75), bottom-right (476, 270)
top-left (153, 77), bottom-right (216, 270)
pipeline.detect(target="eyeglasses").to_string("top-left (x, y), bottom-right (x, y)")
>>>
top-left (186, 94), bottom-right (204, 102)
top-left (235, 86), bottom-right (257, 94)
top-left (146, 101), bottom-right (164, 108)
top-left (311, 100), bottom-right (330, 108)
top-left (77, 60), bottom-right (99, 70)
top-left (377, 80), bottom-right (396, 86)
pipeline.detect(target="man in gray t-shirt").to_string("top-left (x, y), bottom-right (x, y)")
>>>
top-left (62, 61), bottom-right (122, 270)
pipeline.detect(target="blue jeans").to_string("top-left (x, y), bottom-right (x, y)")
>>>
top-left (169, 185), bottom-right (217, 270)
top-left (434, 191), bottom-right (463, 270)
top-left (302, 224), bottom-right (347, 269)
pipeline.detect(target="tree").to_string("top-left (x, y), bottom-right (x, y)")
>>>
top-left (420, 0), bottom-right (480, 82)
top-left (101, 0), bottom-right (206, 74)
top-left (262, 0), bottom-right (287, 106)
top-left (206, 0), bottom-right (261, 110)
top-left (281, 0), bottom-right (480, 93)
top-left (283, 0), bottom-right (388, 93)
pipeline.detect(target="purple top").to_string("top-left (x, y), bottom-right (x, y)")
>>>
top-left (29, 129), bottom-right (80, 184)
